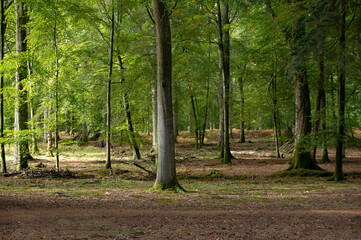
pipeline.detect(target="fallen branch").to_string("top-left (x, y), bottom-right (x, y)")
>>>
top-left (133, 163), bottom-right (154, 175)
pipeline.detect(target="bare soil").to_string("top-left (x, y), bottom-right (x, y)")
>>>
top-left (1, 130), bottom-right (361, 239)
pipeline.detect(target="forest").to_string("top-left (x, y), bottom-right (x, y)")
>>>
top-left (0, 0), bottom-right (361, 239)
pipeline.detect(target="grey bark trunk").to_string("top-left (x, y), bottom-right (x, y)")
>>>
top-left (152, 0), bottom-right (182, 191)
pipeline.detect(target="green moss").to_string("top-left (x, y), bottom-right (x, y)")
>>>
top-left (151, 177), bottom-right (186, 193)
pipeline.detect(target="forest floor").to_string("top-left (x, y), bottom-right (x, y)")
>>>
top-left (1, 130), bottom-right (361, 239)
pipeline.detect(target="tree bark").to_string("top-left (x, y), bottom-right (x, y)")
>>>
top-left (237, 75), bottom-right (245, 143)
top-left (271, 71), bottom-right (280, 158)
top-left (54, 0), bottom-right (59, 169)
top-left (334, 5), bottom-right (346, 181)
top-left (190, 94), bottom-right (199, 149)
top-left (0, 0), bottom-right (6, 173)
top-left (152, 0), bottom-right (182, 191)
top-left (105, 0), bottom-right (114, 169)
top-left (217, 0), bottom-right (232, 164)
top-left (151, 84), bottom-right (157, 152)
top-left (14, 1), bottom-right (32, 170)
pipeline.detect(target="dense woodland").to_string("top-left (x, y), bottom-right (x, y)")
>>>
top-left (0, 0), bottom-right (360, 191)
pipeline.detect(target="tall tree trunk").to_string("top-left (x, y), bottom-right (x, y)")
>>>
top-left (217, 0), bottom-right (231, 164)
top-left (335, 5), bottom-right (346, 181)
top-left (105, 0), bottom-right (114, 169)
top-left (117, 55), bottom-right (141, 160)
top-left (53, 0), bottom-right (59, 169)
top-left (238, 75), bottom-right (245, 143)
top-left (0, 0), bottom-right (6, 173)
top-left (14, 1), bottom-right (32, 170)
top-left (152, 0), bottom-right (182, 191)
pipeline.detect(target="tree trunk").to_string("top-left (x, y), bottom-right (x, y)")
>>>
top-left (287, 17), bottom-right (320, 170)
top-left (217, 69), bottom-right (224, 149)
top-left (0, 0), bottom-right (6, 173)
top-left (217, 0), bottom-right (231, 164)
top-left (152, 0), bottom-right (182, 191)
top-left (238, 76), bottom-right (245, 143)
top-left (105, 0), bottom-right (114, 169)
top-left (190, 95), bottom-right (199, 149)
top-left (271, 71), bottom-right (281, 158)
top-left (335, 6), bottom-right (346, 181)
top-left (28, 62), bottom-right (39, 155)
top-left (53, 0), bottom-right (59, 169)
top-left (117, 55), bottom-right (141, 160)
top-left (14, 1), bottom-right (32, 170)
top-left (200, 80), bottom-right (210, 147)
top-left (151, 84), bottom-right (157, 152)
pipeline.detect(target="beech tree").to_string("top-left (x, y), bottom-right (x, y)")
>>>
top-left (14, 1), bottom-right (32, 170)
top-left (152, 0), bottom-right (183, 191)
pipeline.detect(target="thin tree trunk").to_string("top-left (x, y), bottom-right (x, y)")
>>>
top-left (105, 0), bottom-right (114, 169)
top-left (190, 95), bottom-right (199, 149)
top-left (117, 55), bottom-right (141, 160)
top-left (152, 0), bottom-right (182, 191)
top-left (151, 84), bottom-right (157, 152)
top-left (200, 80), bottom-right (210, 146)
top-left (0, 0), bottom-right (6, 173)
top-left (53, 0), bottom-right (59, 170)
top-left (28, 62), bottom-right (39, 155)
top-left (271, 71), bottom-right (281, 158)
top-left (238, 76), bottom-right (245, 143)
top-left (14, 1), bottom-right (32, 170)
top-left (335, 5), bottom-right (346, 181)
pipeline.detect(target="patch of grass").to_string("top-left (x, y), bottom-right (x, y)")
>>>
top-left (180, 170), bottom-right (256, 181)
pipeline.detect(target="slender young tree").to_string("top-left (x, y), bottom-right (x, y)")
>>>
top-left (334, 1), bottom-right (346, 181)
top-left (152, 0), bottom-right (183, 191)
top-left (14, 1), bottom-right (32, 170)
top-left (105, 0), bottom-right (115, 169)
top-left (0, 0), bottom-right (6, 173)
top-left (53, 0), bottom-right (60, 170)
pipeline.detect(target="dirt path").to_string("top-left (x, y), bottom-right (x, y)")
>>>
top-left (1, 194), bottom-right (361, 240)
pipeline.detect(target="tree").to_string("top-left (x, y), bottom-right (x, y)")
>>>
top-left (14, 1), bottom-right (32, 170)
top-left (152, 0), bottom-right (183, 191)
top-left (217, 0), bottom-right (232, 164)
top-left (105, 0), bottom-right (115, 169)
top-left (334, 0), bottom-right (346, 181)
top-left (0, 0), bottom-right (7, 174)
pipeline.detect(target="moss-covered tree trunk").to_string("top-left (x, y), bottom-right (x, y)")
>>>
top-left (152, 0), bottom-right (182, 192)
top-left (0, 0), bottom-right (6, 173)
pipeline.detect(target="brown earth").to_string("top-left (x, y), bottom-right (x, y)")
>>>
top-left (1, 130), bottom-right (361, 239)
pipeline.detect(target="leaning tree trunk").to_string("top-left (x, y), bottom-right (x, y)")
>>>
top-left (335, 6), bottom-right (346, 181)
top-left (117, 55), bottom-right (141, 160)
top-left (152, 0), bottom-right (183, 191)
top-left (190, 94), bottom-right (199, 149)
top-left (105, 0), bottom-right (114, 169)
top-left (0, 0), bottom-right (6, 173)
top-left (14, 1), bottom-right (32, 170)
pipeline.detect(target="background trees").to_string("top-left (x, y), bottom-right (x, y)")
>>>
top-left (0, 0), bottom-right (360, 183)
